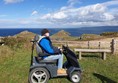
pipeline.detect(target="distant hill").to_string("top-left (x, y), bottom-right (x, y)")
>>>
top-left (51, 30), bottom-right (77, 41)
top-left (51, 30), bottom-right (70, 37)
top-left (15, 30), bottom-right (35, 38)
top-left (2, 30), bottom-right (118, 49)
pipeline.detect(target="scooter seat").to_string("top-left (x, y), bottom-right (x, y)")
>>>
top-left (39, 60), bottom-right (57, 64)
top-left (35, 57), bottom-right (57, 64)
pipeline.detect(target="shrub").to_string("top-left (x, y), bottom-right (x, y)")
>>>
top-left (3, 36), bottom-right (28, 49)
top-left (100, 32), bottom-right (118, 37)
top-left (79, 34), bottom-right (103, 40)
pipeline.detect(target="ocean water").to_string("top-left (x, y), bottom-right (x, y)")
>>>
top-left (0, 26), bottom-right (118, 37)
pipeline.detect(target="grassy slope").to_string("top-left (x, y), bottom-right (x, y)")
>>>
top-left (0, 31), bottom-right (118, 83)
top-left (0, 46), bottom-right (118, 83)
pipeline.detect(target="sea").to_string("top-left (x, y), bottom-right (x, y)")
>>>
top-left (0, 26), bottom-right (118, 37)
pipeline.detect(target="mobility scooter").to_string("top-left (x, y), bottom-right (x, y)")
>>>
top-left (28, 35), bottom-right (82, 83)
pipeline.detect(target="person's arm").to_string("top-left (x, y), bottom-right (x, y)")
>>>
top-left (40, 39), bottom-right (54, 54)
top-left (52, 46), bottom-right (61, 54)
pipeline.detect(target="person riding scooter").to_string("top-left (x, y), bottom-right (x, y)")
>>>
top-left (38, 29), bottom-right (66, 74)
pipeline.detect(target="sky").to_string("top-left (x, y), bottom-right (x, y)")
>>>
top-left (0, 0), bottom-right (118, 28)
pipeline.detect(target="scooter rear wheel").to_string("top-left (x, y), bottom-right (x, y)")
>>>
top-left (28, 67), bottom-right (50, 83)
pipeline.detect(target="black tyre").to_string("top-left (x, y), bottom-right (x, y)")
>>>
top-left (28, 67), bottom-right (50, 83)
top-left (70, 71), bottom-right (81, 83)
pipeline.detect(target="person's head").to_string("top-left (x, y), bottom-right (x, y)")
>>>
top-left (41, 29), bottom-right (50, 37)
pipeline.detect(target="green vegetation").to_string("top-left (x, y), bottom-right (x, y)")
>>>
top-left (0, 45), bottom-right (118, 83)
top-left (0, 30), bottom-right (118, 83)
top-left (3, 37), bottom-right (28, 49)
top-left (79, 34), bottom-right (104, 41)
top-left (0, 46), bottom-right (30, 83)
top-left (100, 32), bottom-right (118, 37)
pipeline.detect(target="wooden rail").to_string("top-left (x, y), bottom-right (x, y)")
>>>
top-left (74, 49), bottom-right (111, 60)
top-left (53, 39), bottom-right (118, 54)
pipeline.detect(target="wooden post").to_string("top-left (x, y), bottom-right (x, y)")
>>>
top-left (88, 41), bottom-right (90, 49)
top-left (111, 39), bottom-right (116, 54)
top-left (76, 52), bottom-right (79, 59)
top-left (102, 52), bottom-right (106, 60)
top-left (99, 42), bottom-right (101, 49)
top-left (79, 52), bottom-right (82, 60)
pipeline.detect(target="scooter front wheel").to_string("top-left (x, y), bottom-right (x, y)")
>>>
top-left (70, 71), bottom-right (81, 83)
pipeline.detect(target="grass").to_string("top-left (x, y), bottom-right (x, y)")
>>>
top-left (0, 46), bottom-right (118, 83)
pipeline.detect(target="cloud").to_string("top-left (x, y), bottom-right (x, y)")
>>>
top-left (4, 0), bottom-right (24, 4)
top-left (102, 0), bottom-right (118, 6)
top-left (39, 0), bottom-right (118, 28)
top-left (31, 11), bottom-right (38, 16)
top-left (67, 0), bottom-right (80, 7)
top-left (1, 0), bottom-right (118, 28)
top-left (41, 12), bottom-right (67, 19)
top-left (53, 12), bottom-right (67, 19)
top-left (61, 0), bottom-right (81, 10)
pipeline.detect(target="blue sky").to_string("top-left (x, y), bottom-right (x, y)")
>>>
top-left (0, 0), bottom-right (118, 28)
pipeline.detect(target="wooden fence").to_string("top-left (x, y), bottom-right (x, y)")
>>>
top-left (53, 39), bottom-right (118, 54)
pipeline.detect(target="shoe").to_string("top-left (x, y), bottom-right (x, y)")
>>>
top-left (57, 68), bottom-right (67, 74)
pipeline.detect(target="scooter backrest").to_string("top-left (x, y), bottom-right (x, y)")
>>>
top-left (36, 42), bottom-right (43, 55)
top-left (34, 34), bottom-right (45, 55)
